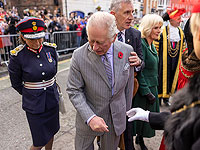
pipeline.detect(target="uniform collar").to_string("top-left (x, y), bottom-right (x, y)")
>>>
top-left (27, 44), bottom-right (43, 54)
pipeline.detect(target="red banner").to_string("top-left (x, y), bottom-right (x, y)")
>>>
top-left (170, 0), bottom-right (200, 11)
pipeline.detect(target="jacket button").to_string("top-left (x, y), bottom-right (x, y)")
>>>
top-left (42, 72), bottom-right (45, 75)
top-left (40, 64), bottom-right (43, 67)
top-left (37, 55), bottom-right (40, 58)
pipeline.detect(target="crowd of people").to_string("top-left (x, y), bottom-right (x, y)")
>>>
top-left (4, 0), bottom-right (200, 149)
top-left (0, 4), bottom-right (143, 64)
top-left (0, 5), bottom-right (90, 64)
top-left (0, 6), bottom-right (89, 34)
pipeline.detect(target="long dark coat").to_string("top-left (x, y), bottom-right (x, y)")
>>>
top-left (132, 38), bottom-right (160, 137)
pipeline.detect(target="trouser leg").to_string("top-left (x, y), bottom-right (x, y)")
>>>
top-left (75, 129), bottom-right (96, 150)
top-left (100, 115), bottom-right (120, 150)
top-left (124, 117), bottom-right (135, 150)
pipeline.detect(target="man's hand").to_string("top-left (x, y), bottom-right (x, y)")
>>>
top-left (129, 52), bottom-right (141, 67)
top-left (126, 108), bottom-right (150, 122)
top-left (88, 116), bottom-right (109, 132)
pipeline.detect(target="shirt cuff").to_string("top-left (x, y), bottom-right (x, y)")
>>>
top-left (135, 59), bottom-right (142, 72)
top-left (135, 65), bottom-right (142, 72)
top-left (145, 111), bottom-right (150, 122)
top-left (87, 114), bottom-right (96, 125)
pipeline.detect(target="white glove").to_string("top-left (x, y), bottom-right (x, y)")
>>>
top-left (126, 108), bottom-right (150, 122)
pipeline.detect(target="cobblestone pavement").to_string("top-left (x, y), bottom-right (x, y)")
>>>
top-left (0, 59), bottom-right (169, 150)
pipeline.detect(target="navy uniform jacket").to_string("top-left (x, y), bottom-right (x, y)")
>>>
top-left (8, 43), bottom-right (59, 114)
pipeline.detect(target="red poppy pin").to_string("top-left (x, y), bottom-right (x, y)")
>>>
top-left (118, 52), bottom-right (123, 59)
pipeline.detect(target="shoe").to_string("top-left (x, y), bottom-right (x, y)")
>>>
top-left (163, 98), bottom-right (171, 106)
top-left (135, 136), bottom-right (148, 150)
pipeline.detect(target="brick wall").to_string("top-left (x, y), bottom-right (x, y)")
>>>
top-left (6, 0), bottom-right (62, 17)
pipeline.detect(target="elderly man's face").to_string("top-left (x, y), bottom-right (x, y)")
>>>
top-left (112, 2), bottom-right (134, 31)
top-left (88, 26), bottom-right (115, 56)
top-left (170, 16), bottom-right (182, 27)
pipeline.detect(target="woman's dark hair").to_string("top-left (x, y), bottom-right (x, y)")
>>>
top-left (19, 34), bottom-right (26, 44)
top-left (184, 18), bottom-right (194, 55)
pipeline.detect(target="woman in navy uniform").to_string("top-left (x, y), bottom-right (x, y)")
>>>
top-left (8, 17), bottom-right (60, 150)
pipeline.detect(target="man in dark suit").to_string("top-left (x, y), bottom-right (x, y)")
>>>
top-left (110, 0), bottom-right (144, 149)
top-left (110, 0), bottom-right (144, 69)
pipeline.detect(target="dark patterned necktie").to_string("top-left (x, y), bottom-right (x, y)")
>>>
top-left (102, 55), bottom-right (112, 86)
top-left (118, 32), bottom-right (123, 42)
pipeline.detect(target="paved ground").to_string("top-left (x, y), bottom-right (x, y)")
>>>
top-left (0, 58), bottom-right (169, 150)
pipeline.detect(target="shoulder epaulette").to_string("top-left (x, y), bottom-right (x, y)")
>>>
top-left (10, 45), bottom-right (25, 56)
top-left (43, 42), bottom-right (57, 48)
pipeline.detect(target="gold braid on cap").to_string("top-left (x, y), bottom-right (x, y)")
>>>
top-left (169, 10), bottom-right (178, 18)
top-left (172, 100), bottom-right (200, 115)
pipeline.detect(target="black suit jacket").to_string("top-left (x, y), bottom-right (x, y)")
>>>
top-left (149, 112), bottom-right (171, 130)
top-left (125, 27), bottom-right (144, 70)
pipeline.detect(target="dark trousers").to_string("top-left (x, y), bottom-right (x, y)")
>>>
top-left (124, 117), bottom-right (135, 150)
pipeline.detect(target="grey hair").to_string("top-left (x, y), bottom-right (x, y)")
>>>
top-left (86, 11), bottom-right (117, 40)
top-left (110, 0), bottom-right (133, 11)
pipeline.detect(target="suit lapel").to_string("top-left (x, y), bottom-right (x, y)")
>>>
top-left (125, 29), bottom-right (133, 45)
top-left (87, 46), bottom-right (111, 88)
top-left (113, 41), bottom-right (125, 92)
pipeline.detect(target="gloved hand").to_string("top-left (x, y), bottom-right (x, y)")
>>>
top-left (145, 92), bottom-right (156, 104)
top-left (126, 108), bottom-right (150, 122)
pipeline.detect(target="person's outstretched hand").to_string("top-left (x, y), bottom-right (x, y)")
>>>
top-left (126, 108), bottom-right (150, 122)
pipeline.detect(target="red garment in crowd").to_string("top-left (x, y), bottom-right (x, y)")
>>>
top-left (177, 48), bottom-right (200, 90)
top-left (159, 136), bottom-right (165, 150)
top-left (177, 48), bottom-right (191, 90)
top-left (76, 23), bottom-right (82, 37)
top-left (0, 30), bottom-right (3, 48)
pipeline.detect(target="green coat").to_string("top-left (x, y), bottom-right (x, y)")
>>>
top-left (133, 38), bottom-right (160, 138)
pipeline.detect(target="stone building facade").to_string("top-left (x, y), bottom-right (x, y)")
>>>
top-left (5, 0), bottom-right (61, 17)
top-left (5, 0), bottom-right (166, 19)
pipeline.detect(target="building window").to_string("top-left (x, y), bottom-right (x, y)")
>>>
top-left (159, 0), bottom-right (164, 5)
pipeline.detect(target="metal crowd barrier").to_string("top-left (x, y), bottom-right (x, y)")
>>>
top-left (52, 31), bottom-right (80, 56)
top-left (0, 31), bottom-right (81, 66)
top-left (0, 34), bottom-right (19, 66)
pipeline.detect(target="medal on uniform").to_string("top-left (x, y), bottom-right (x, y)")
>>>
top-left (46, 52), bottom-right (52, 63)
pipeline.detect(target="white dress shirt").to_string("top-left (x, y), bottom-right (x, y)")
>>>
top-left (169, 23), bottom-right (181, 42)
